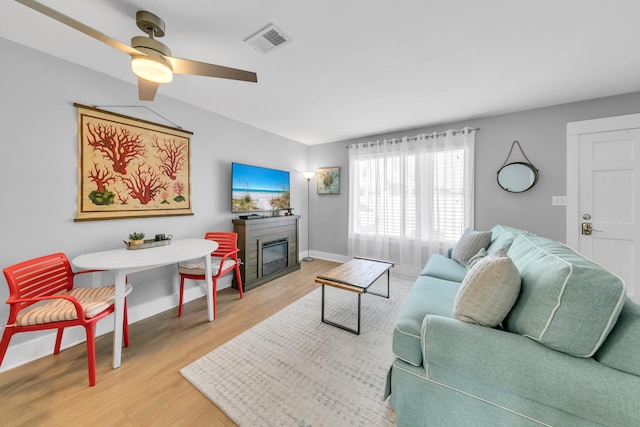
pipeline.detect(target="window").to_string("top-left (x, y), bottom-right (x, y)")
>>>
top-left (348, 129), bottom-right (476, 274)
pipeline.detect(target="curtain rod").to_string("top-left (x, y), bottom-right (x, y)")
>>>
top-left (346, 127), bottom-right (479, 148)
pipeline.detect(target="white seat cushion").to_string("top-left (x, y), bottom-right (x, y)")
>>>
top-left (178, 257), bottom-right (237, 276)
top-left (16, 283), bottom-right (132, 326)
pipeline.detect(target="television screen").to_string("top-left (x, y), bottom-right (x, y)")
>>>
top-left (232, 162), bottom-right (290, 213)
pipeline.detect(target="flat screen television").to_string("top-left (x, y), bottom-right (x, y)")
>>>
top-left (232, 162), bottom-right (290, 213)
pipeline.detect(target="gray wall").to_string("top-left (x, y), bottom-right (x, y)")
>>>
top-left (2, 34), bottom-right (640, 369)
top-left (308, 92), bottom-right (640, 256)
top-left (0, 38), bottom-right (310, 367)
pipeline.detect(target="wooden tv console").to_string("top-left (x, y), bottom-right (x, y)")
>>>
top-left (232, 215), bottom-right (301, 292)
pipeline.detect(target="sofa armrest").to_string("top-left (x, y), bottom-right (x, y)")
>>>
top-left (421, 315), bottom-right (640, 426)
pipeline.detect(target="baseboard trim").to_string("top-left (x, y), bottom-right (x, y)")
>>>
top-left (300, 250), bottom-right (351, 264)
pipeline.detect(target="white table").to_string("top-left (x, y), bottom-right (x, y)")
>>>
top-left (72, 238), bottom-right (218, 369)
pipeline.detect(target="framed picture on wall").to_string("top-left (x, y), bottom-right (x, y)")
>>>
top-left (317, 167), bottom-right (340, 194)
top-left (74, 103), bottom-right (194, 221)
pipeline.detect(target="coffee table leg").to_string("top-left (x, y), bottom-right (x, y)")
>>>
top-left (366, 269), bottom-right (391, 299)
top-left (321, 285), bottom-right (361, 335)
top-left (386, 269), bottom-right (390, 298)
top-left (357, 293), bottom-right (361, 335)
top-left (321, 284), bottom-right (325, 323)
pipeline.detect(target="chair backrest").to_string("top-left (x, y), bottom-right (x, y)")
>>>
top-left (204, 232), bottom-right (239, 257)
top-left (3, 253), bottom-right (74, 310)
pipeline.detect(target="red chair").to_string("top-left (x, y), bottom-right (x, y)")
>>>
top-left (178, 232), bottom-right (243, 319)
top-left (0, 253), bottom-right (130, 387)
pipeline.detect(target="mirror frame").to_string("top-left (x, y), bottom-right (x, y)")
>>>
top-left (497, 161), bottom-right (539, 193)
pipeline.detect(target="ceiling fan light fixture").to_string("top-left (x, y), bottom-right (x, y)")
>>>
top-left (131, 56), bottom-right (173, 83)
top-left (130, 36), bottom-right (173, 84)
top-left (14, 2), bottom-right (257, 102)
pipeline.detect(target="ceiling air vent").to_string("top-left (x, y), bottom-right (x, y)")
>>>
top-left (245, 24), bottom-right (291, 54)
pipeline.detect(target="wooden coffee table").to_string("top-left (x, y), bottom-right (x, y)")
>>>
top-left (315, 257), bottom-right (394, 335)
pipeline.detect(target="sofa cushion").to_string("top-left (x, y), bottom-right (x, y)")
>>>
top-left (505, 234), bottom-right (626, 357)
top-left (16, 283), bottom-right (133, 325)
top-left (393, 276), bottom-right (459, 366)
top-left (594, 298), bottom-right (640, 376)
top-left (451, 228), bottom-right (491, 266)
top-left (465, 248), bottom-right (488, 271)
top-left (454, 249), bottom-right (521, 327)
top-left (419, 253), bottom-right (467, 282)
top-left (486, 224), bottom-right (532, 254)
top-left (178, 257), bottom-right (237, 276)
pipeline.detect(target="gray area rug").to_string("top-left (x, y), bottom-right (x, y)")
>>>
top-left (180, 272), bottom-right (415, 427)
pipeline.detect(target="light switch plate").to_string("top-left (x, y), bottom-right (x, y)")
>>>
top-left (552, 196), bottom-right (567, 206)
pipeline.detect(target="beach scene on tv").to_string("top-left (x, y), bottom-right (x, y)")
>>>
top-left (232, 163), bottom-right (290, 212)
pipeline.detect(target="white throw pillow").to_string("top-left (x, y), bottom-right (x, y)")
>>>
top-left (452, 228), bottom-right (492, 266)
top-left (454, 249), bottom-right (521, 327)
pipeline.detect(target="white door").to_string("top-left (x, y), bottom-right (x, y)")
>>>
top-left (567, 114), bottom-right (640, 303)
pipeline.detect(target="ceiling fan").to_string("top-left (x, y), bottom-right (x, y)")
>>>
top-left (16, 0), bottom-right (258, 101)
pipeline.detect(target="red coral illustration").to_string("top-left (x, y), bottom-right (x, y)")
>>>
top-left (86, 122), bottom-right (145, 174)
top-left (172, 180), bottom-right (186, 202)
top-left (87, 163), bottom-right (115, 192)
top-left (115, 188), bottom-right (130, 205)
top-left (121, 162), bottom-right (169, 205)
top-left (173, 181), bottom-right (185, 196)
top-left (151, 135), bottom-right (186, 180)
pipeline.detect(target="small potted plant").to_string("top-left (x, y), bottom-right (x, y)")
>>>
top-left (128, 232), bottom-right (145, 245)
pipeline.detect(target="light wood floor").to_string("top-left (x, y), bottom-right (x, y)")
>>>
top-left (0, 259), bottom-right (339, 427)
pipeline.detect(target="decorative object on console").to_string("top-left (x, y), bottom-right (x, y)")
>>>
top-left (128, 232), bottom-right (145, 245)
top-left (302, 171), bottom-right (315, 262)
top-left (497, 140), bottom-right (539, 193)
top-left (124, 234), bottom-right (172, 250)
top-left (74, 104), bottom-right (193, 221)
top-left (316, 167), bottom-right (340, 194)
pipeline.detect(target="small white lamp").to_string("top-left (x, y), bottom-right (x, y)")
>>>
top-left (302, 171), bottom-right (315, 262)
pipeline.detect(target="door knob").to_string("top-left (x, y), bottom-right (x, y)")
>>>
top-left (582, 223), bottom-right (593, 235)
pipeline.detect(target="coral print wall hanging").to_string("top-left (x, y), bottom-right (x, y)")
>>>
top-left (74, 104), bottom-right (193, 221)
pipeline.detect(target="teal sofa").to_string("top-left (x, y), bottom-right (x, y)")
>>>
top-left (386, 225), bottom-right (640, 426)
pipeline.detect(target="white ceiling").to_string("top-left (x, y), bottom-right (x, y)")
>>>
top-left (2, 1), bottom-right (640, 145)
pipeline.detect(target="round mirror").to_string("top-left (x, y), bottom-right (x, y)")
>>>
top-left (497, 162), bottom-right (539, 193)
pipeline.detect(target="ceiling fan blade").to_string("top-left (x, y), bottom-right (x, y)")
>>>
top-left (16, 0), bottom-right (142, 57)
top-left (166, 56), bottom-right (257, 83)
top-left (138, 78), bottom-right (160, 101)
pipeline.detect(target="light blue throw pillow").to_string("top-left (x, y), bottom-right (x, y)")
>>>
top-left (504, 234), bottom-right (626, 357)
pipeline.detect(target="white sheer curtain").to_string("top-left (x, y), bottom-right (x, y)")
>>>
top-left (347, 128), bottom-right (476, 274)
